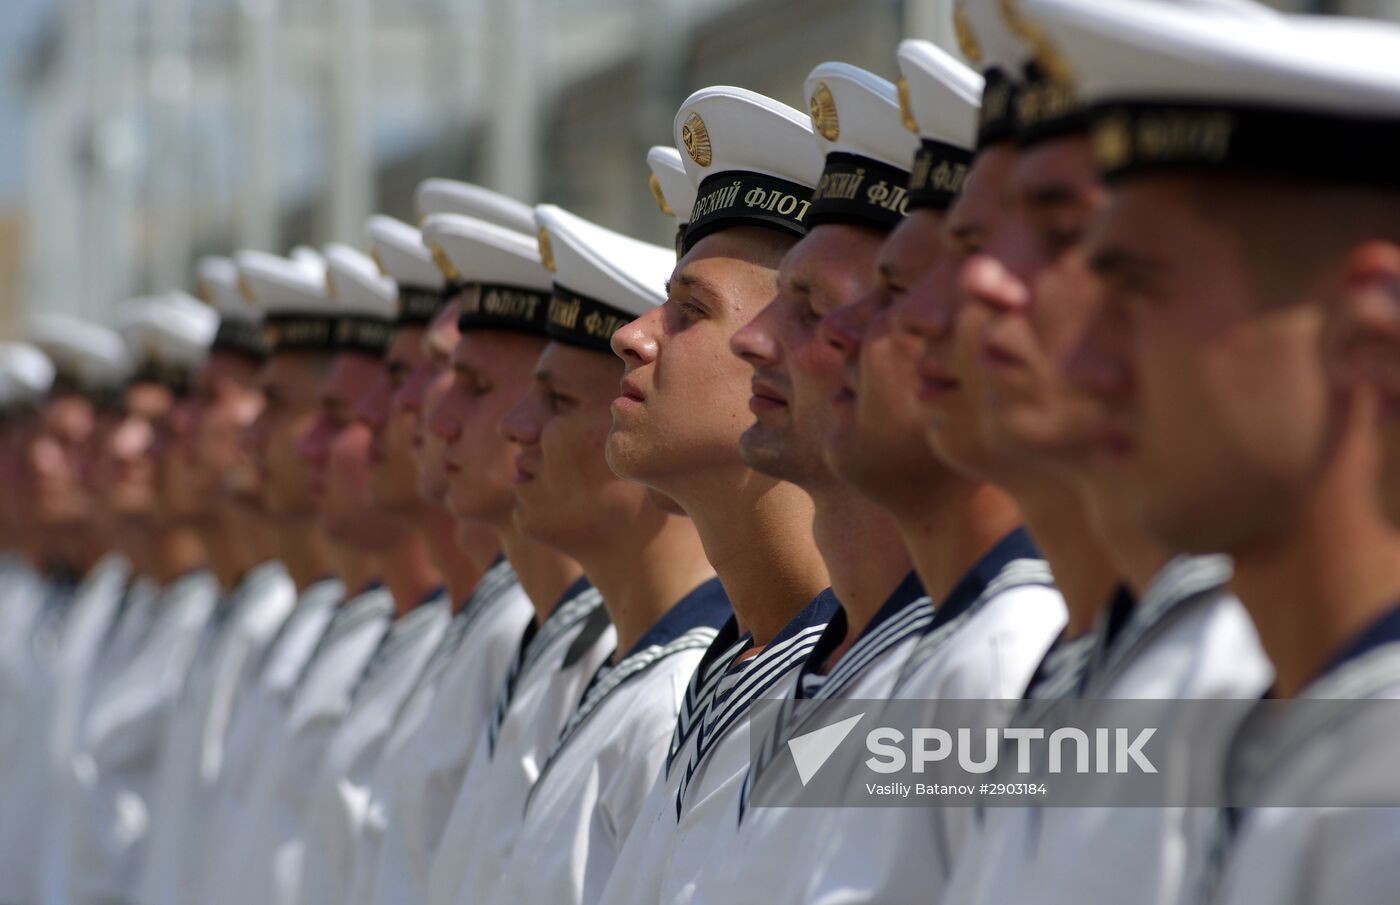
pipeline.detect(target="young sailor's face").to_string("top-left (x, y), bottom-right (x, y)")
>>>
top-left (99, 388), bottom-right (160, 522)
top-left (367, 326), bottom-right (432, 512)
top-left (500, 342), bottom-right (656, 553)
top-left (192, 351), bottom-right (265, 506)
top-left (412, 303), bottom-right (461, 504)
top-left (1088, 176), bottom-right (1334, 553)
top-left (299, 352), bottom-right (406, 548)
top-left (26, 395), bottom-right (98, 529)
top-left (607, 227), bottom-right (790, 492)
top-left (1329, 257), bottom-right (1400, 528)
top-left (250, 353), bottom-right (324, 518)
top-left (969, 135), bottom-right (1112, 471)
top-left (730, 223), bottom-right (883, 488)
top-left (428, 330), bottom-right (544, 527)
top-left (823, 211), bottom-right (951, 503)
top-left (898, 146), bottom-right (1018, 481)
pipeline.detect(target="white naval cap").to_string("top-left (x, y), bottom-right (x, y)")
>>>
top-left (952, 0), bottom-right (1037, 146)
top-left (115, 292), bottom-right (219, 391)
top-left (0, 343), bottom-right (55, 409)
top-left (197, 255), bottom-right (268, 360)
top-left (421, 213), bottom-right (552, 337)
top-left (323, 243), bottom-right (399, 358)
top-left (804, 62), bottom-right (921, 231)
top-left (672, 86), bottom-right (825, 255)
top-left (896, 40), bottom-right (982, 210)
top-left (29, 315), bottom-right (132, 396)
top-left (1023, 0), bottom-right (1385, 184)
top-left (366, 214), bottom-right (449, 326)
top-left (414, 179), bottom-right (537, 237)
top-left (235, 248), bottom-right (344, 354)
top-left (1009, 0), bottom-right (1280, 143)
top-left (648, 145), bottom-right (695, 257)
top-left (534, 205), bottom-right (672, 352)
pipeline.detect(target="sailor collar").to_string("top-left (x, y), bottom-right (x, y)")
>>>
top-left (352, 589), bottom-right (451, 701)
top-left (670, 588), bottom-right (839, 819)
top-left (794, 570), bottom-right (931, 702)
top-left (486, 577), bottom-right (605, 755)
top-left (530, 578), bottom-right (730, 804)
top-left (894, 527), bottom-right (1053, 690)
top-left (1085, 554), bottom-right (1233, 694)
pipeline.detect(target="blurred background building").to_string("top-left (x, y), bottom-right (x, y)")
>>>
top-left (0, 0), bottom-right (1378, 329)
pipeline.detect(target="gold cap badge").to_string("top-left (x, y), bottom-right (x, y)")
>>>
top-left (648, 173), bottom-right (674, 216)
top-left (324, 271), bottom-right (340, 301)
top-left (1000, 0), bottom-right (1073, 83)
top-left (237, 273), bottom-right (258, 306)
top-left (429, 242), bottom-right (461, 283)
top-left (896, 77), bottom-right (919, 134)
top-left (537, 227), bottom-right (556, 273)
top-left (809, 82), bottom-right (839, 142)
top-left (953, 2), bottom-right (983, 64)
top-left (681, 113), bottom-right (712, 168)
top-left (369, 246), bottom-right (388, 278)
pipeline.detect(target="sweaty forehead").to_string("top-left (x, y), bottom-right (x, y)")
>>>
top-left (1013, 136), bottom-right (1100, 201)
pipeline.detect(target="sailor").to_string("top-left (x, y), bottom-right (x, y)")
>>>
top-left (344, 201), bottom-right (536, 905)
top-left (61, 300), bottom-right (221, 905)
top-left (421, 204), bottom-right (615, 905)
top-left (597, 86), bottom-right (837, 905)
top-left (916, 3), bottom-right (1274, 905)
top-left (478, 205), bottom-right (728, 905)
top-left (647, 145), bottom-right (696, 257)
top-left (294, 241), bottom-right (457, 905)
top-left (745, 43), bottom-right (1059, 903)
top-left (682, 60), bottom-right (949, 903)
top-left (140, 262), bottom-right (298, 905)
top-left (204, 249), bottom-right (347, 890)
top-left (0, 340), bottom-right (61, 905)
top-left (0, 341), bottom-right (55, 771)
top-left (208, 247), bottom-right (397, 905)
top-left (1029, 2), bottom-right (1400, 903)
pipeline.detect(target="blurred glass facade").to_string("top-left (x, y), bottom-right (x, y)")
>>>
top-left (0, 0), bottom-right (1371, 329)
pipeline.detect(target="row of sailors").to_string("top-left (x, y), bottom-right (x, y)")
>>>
top-left (3, 0), bottom-right (1400, 904)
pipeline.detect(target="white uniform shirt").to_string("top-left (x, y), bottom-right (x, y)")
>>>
top-left (207, 584), bottom-right (392, 905)
top-left (425, 578), bottom-right (615, 905)
top-left (687, 570), bottom-right (936, 905)
top-left (206, 575), bottom-right (342, 871)
top-left (347, 560), bottom-right (532, 905)
top-left (596, 591), bottom-right (838, 905)
top-left (2, 561), bottom-right (114, 905)
top-left (296, 591), bottom-right (452, 905)
top-left (1213, 613), bottom-right (1400, 905)
top-left (485, 579), bottom-right (730, 905)
top-left (948, 555), bottom-right (1272, 905)
top-left (64, 569), bottom-right (218, 905)
top-left (799, 534), bottom-right (1066, 905)
top-left (139, 559), bottom-right (296, 905)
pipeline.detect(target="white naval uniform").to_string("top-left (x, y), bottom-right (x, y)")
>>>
top-left (485, 579), bottom-right (730, 905)
top-left (684, 570), bottom-right (934, 905)
top-left (595, 591), bottom-right (839, 905)
top-left (799, 532), bottom-right (1066, 905)
top-left (6, 557), bottom-right (128, 905)
top-left (206, 575), bottom-right (342, 872)
top-left (346, 560), bottom-right (532, 905)
top-left (947, 554), bottom-right (1272, 905)
top-left (0, 560), bottom-right (53, 905)
top-left (64, 569), bottom-right (218, 905)
top-left (425, 578), bottom-right (615, 905)
top-left (1212, 611), bottom-right (1400, 905)
top-left (0, 553), bottom-right (47, 767)
top-left (138, 559), bottom-right (295, 905)
top-left (296, 591), bottom-right (451, 905)
top-left (207, 583), bottom-right (392, 905)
